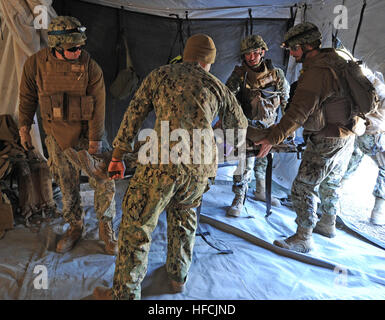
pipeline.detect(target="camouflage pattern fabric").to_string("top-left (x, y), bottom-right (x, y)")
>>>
top-left (226, 62), bottom-right (289, 124)
top-left (113, 61), bottom-right (248, 178)
top-left (233, 156), bottom-right (267, 195)
top-left (282, 22), bottom-right (322, 48)
top-left (226, 60), bottom-right (289, 194)
top-left (111, 61), bottom-right (247, 299)
top-left (45, 135), bottom-right (115, 224)
top-left (113, 166), bottom-right (208, 300)
top-left (48, 16), bottom-right (87, 48)
top-left (291, 135), bottom-right (354, 229)
top-left (344, 133), bottom-right (385, 199)
top-left (240, 34), bottom-right (269, 55)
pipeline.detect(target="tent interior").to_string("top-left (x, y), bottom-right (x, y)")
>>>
top-left (0, 0), bottom-right (385, 300)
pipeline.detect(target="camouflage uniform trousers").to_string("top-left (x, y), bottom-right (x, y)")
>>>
top-left (291, 134), bottom-right (355, 229)
top-left (232, 156), bottom-right (267, 195)
top-left (112, 165), bottom-right (209, 300)
top-left (344, 133), bottom-right (385, 199)
top-left (45, 135), bottom-right (116, 225)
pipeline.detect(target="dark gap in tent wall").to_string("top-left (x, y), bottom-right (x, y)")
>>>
top-left (52, 0), bottom-right (288, 145)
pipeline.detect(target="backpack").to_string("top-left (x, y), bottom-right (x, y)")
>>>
top-left (325, 50), bottom-right (379, 120)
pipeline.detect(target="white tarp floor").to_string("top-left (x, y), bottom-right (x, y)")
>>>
top-left (1, 164), bottom-right (385, 300)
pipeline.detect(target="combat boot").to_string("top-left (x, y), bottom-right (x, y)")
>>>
top-left (56, 220), bottom-right (84, 253)
top-left (93, 286), bottom-right (113, 300)
top-left (226, 193), bottom-right (246, 217)
top-left (169, 279), bottom-right (185, 293)
top-left (254, 179), bottom-right (281, 207)
top-left (370, 197), bottom-right (385, 226)
top-left (99, 219), bottom-right (118, 255)
top-left (313, 214), bottom-right (337, 238)
top-left (273, 226), bottom-right (314, 253)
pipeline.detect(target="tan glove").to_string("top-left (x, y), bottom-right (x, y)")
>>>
top-left (88, 140), bottom-right (103, 155)
top-left (19, 126), bottom-right (33, 151)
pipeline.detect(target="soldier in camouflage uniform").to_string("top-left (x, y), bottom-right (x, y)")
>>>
top-left (93, 34), bottom-right (248, 300)
top-left (255, 23), bottom-right (356, 253)
top-left (342, 70), bottom-right (385, 225)
top-left (225, 35), bottom-right (290, 217)
top-left (18, 16), bottom-right (118, 255)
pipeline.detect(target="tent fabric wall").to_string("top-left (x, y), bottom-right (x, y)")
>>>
top-left (0, 0), bottom-right (57, 155)
top-left (80, 0), bottom-right (385, 77)
top-left (1, 0), bottom-right (385, 146)
top-left (79, 0), bottom-right (298, 19)
top-left (306, 0), bottom-right (385, 77)
top-left (52, 0), bottom-right (289, 145)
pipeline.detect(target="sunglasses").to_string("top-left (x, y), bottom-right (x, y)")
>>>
top-left (66, 45), bottom-right (84, 52)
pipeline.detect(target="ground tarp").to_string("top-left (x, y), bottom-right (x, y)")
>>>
top-left (0, 158), bottom-right (384, 300)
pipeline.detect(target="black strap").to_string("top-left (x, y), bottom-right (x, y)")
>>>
top-left (114, 8), bottom-right (124, 79)
top-left (47, 27), bottom-right (85, 36)
top-left (265, 153), bottom-right (273, 217)
top-left (248, 8), bottom-right (253, 35)
top-left (185, 11), bottom-right (191, 38)
top-left (0, 15), bottom-right (3, 40)
top-left (167, 14), bottom-right (185, 64)
top-left (196, 203), bottom-right (233, 254)
top-left (352, 0), bottom-right (367, 56)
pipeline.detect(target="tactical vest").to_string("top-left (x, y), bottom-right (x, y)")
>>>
top-left (235, 60), bottom-right (281, 126)
top-left (302, 51), bottom-right (356, 136)
top-left (35, 48), bottom-right (94, 150)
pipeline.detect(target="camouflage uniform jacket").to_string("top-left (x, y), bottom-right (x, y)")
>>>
top-left (226, 59), bottom-right (289, 126)
top-left (18, 48), bottom-right (106, 150)
top-left (267, 49), bottom-right (354, 145)
top-left (112, 62), bottom-right (248, 178)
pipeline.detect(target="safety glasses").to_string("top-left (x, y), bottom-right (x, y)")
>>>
top-left (66, 45), bottom-right (84, 52)
top-left (286, 44), bottom-right (301, 51)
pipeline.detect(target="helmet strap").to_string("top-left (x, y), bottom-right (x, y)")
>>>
top-left (300, 45), bottom-right (319, 62)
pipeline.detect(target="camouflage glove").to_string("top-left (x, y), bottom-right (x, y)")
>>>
top-left (88, 141), bottom-right (103, 155)
top-left (19, 126), bottom-right (33, 151)
top-left (108, 157), bottom-right (126, 180)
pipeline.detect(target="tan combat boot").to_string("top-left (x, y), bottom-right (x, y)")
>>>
top-left (254, 179), bottom-right (281, 207)
top-left (99, 219), bottom-right (118, 255)
top-left (226, 193), bottom-right (246, 217)
top-left (370, 197), bottom-right (385, 226)
top-left (93, 286), bottom-right (113, 300)
top-left (313, 214), bottom-right (337, 238)
top-left (273, 226), bottom-right (314, 253)
top-left (56, 220), bottom-right (84, 253)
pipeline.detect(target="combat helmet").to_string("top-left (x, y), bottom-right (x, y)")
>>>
top-left (281, 22), bottom-right (322, 49)
top-left (240, 35), bottom-right (268, 56)
top-left (48, 16), bottom-right (87, 49)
